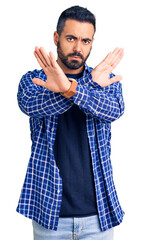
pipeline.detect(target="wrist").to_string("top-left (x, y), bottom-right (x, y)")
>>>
top-left (61, 79), bottom-right (78, 98)
top-left (61, 80), bottom-right (71, 93)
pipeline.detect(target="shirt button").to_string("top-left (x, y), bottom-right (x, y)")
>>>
top-left (78, 101), bottom-right (81, 105)
top-left (51, 128), bottom-right (54, 131)
top-left (57, 190), bottom-right (60, 193)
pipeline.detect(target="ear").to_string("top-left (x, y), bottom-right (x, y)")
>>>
top-left (54, 31), bottom-right (59, 46)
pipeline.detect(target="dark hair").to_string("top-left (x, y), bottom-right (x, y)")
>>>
top-left (57, 6), bottom-right (96, 36)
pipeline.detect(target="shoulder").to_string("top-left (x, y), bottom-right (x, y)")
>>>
top-left (19, 69), bottom-right (46, 87)
top-left (18, 69), bottom-right (47, 92)
top-left (22, 69), bottom-right (46, 81)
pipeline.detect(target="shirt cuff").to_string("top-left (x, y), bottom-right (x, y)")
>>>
top-left (72, 84), bottom-right (91, 109)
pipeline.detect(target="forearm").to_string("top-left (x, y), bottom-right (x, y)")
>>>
top-left (71, 74), bottom-right (124, 123)
top-left (17, 70), bottom-right (72, 118)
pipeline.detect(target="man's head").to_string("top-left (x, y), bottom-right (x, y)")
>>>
top-left (54, 6), bottom-right (96, 73)
top-left (56, 6), bottom-right (96, 37)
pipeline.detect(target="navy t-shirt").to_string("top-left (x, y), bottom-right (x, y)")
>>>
top-left (53, 72), bottom-right (98, 217)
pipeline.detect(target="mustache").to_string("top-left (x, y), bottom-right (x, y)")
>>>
top-left (67, 52), bottom-right (84, 60)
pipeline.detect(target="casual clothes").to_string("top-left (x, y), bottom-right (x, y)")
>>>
top-left (16, 63), bottom-right (125, 231)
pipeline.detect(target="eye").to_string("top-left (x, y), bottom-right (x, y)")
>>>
top-left (83, 39), bottom-right (91, 45)
top-left (67, 37), bottom-right (75, 42)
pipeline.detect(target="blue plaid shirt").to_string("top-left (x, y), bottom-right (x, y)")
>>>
top-left (16, 63), bottom-right (125, 231)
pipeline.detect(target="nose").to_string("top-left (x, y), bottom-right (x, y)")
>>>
top-left (73, 40), bottom-right (81, 53)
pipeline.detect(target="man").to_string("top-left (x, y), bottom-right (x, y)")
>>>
top-left (17, 5), bottom-right (125, 240)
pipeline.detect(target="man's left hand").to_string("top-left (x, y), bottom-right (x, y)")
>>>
top-left (91, 48), bottom-right (124, 87)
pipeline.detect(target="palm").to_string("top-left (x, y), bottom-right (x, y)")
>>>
top-left (43, 62), bottom-right (68, 93)
top-left (33, 47), bottom-right (71, 93)
top-left (91, 48), bottom-right (124, 87)
top-left (32, 46), bottom-right (124, 91)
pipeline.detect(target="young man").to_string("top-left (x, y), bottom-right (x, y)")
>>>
top-left (17, 6), bottom-right (125, 240)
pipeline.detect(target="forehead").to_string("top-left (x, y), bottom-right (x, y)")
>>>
top-left (62, 19), bottom-right (94, 39)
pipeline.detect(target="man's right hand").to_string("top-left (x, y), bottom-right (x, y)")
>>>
top-left (32, 47), bottom-right (71, 93)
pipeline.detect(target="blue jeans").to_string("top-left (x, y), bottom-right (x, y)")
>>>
top-left (32, 215), bottom-right (114, 240)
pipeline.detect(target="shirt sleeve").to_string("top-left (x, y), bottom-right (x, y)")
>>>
top-left (17, 69), bottom-right (72, 118)
top-left (71, 72), bottom-right (125, 123)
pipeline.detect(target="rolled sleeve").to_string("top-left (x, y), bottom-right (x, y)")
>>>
top-left (71, 72), bottom-right (124, 123)
top-left (17, 70), bottom-right (72, 118)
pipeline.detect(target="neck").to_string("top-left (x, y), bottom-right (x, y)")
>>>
top-left (57, 57), bottom-right (84, 74)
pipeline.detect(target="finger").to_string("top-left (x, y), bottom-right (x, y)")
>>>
top-left (49, 51), bottom-right (58, 68)
top-left (110, 48), bottom-right (124, 66)
top-left (32, 78), bottom-right (47, 88)
top-left (39, 47), bottom-right (52, 66)
top-left (35, 46), bottom-right (49, 67)
top-left (108, 47), bottom-right (120, 65)
top-left (101, 52), bottom-right (112, 66)
top-left (109, 75), bottom-right (122, 85)
top-left (34, 51), bottom-right (46, 69)
top-left (112, 51), bottom-right (124, 69)
top-left (95, 52), bottom-right (112, 71)
top-left (113, 48), bottom-right (124, 62)
top-left (111, 49), bottom-right (124, 70)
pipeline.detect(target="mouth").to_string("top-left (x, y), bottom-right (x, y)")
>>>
top-left (70, 56), bottom-right (81, 60)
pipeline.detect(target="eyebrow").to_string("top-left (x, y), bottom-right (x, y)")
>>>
top-left (65, 35), bottom-right (92, 42)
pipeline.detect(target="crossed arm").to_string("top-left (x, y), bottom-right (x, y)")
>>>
top-left (17, 47), bottom-right (124, 122)
top-left (33, 46), bottom-right (124, 91)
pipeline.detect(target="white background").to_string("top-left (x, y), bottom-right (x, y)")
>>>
top-left (0, 0), bottom-right (141, 239)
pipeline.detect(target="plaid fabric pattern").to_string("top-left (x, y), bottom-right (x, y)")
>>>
top-left (16, 64), bottom-right (125, 231)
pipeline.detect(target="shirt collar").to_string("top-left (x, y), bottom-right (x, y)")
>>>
top-left (84, 63), bottom-right (92, 74)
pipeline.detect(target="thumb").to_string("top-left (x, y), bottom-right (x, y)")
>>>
top-left (32, 78), bottom-right (47, 88)
top-left (109, 75), bottom-right (122, 85)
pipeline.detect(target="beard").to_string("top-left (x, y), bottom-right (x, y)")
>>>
top-left (57, 41), bottom-right (91, 70)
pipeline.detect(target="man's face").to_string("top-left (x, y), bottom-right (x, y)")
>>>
top-left (55, 19), bottom-right (94, 70)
